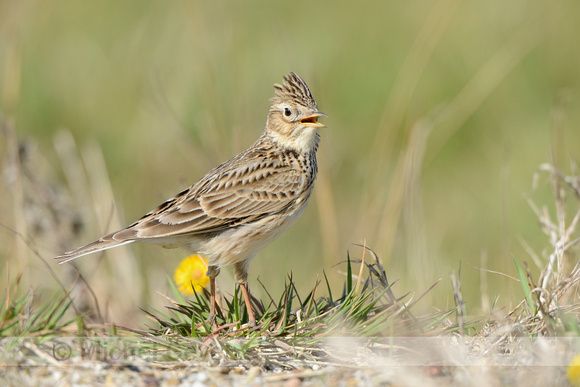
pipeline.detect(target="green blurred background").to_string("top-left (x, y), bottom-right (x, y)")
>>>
top-left (1, 0), bottom-right (579, 325)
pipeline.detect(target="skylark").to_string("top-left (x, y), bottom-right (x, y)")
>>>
top-left (55, 72), bottom-right (326, 326)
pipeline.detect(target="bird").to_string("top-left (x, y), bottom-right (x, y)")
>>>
top-left (55, 72), bottom-right (326, 327)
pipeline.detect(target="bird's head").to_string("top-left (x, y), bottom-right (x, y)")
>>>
top-left (266, 72), bottom-right (326, 153)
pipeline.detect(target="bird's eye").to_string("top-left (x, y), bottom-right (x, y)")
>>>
top-left (284, 107), bottom-right (292, 117)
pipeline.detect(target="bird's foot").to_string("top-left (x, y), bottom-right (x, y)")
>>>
top-left (204, 313), bottom-right (219, 331)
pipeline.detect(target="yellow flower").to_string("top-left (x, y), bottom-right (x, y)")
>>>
top-left (568, 354), bottom-right (580, 386)
top-left (174, 255), bottom-right (210, 295)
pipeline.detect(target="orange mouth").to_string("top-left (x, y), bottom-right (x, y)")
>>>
top-left (300, 116), bottom-right (319, 124)
top-left (300, 112), bottom-right (327, 128)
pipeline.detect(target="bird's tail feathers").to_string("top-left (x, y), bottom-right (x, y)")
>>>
top-left (54, 234), bottom-right (135, 264)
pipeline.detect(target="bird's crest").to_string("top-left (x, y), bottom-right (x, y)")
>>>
top-left (271, 72), bottom-right (317, 110)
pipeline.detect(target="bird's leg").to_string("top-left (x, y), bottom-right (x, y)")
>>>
top-left (209, 277), bottom-right (217, 322)
top-left (239, 282), bottom-right (256, 327)
top-left (206, 266), bottom-right (220, 327)
top-left (234, 261), bottom-right (256, 327)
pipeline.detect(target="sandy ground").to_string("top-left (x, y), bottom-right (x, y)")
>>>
top-left (0, 362), bottom-right (572, 386)
top-left (1, 336), bottom-right (576, 386)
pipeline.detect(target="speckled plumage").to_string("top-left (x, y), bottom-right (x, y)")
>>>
top-left (55, 72), bottom-right (326, 326)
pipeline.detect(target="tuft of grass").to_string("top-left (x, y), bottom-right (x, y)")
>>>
top-left (511, 163), bottom-right (580, 336)
top-left (129, 247), bottom-right (450, 361)
top-left (0, 272), bottom-right (79, 337)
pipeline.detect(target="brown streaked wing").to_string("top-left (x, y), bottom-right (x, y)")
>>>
top-left (131, 160), bottom-right (304, 238)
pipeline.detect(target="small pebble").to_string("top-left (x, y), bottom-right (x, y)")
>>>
top-left (197, 372), bottom-right (208, 382)
top-left (165, 377), bottom-right (180, 385)
top-left (104, 375), bottom-right (115, 386)
top-left (285, 377), bottom-right (302, 387)
top-left (247, 366), bottom-right (262, 381)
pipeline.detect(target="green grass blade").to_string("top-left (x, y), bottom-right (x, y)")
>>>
top-left (346, 253), bottom-right (353, 295)
top-left (512, 255), bottom-right (536, 315)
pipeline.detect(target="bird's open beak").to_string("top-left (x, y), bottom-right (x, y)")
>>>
top-left (300, 111), bottom-right (327, 128)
